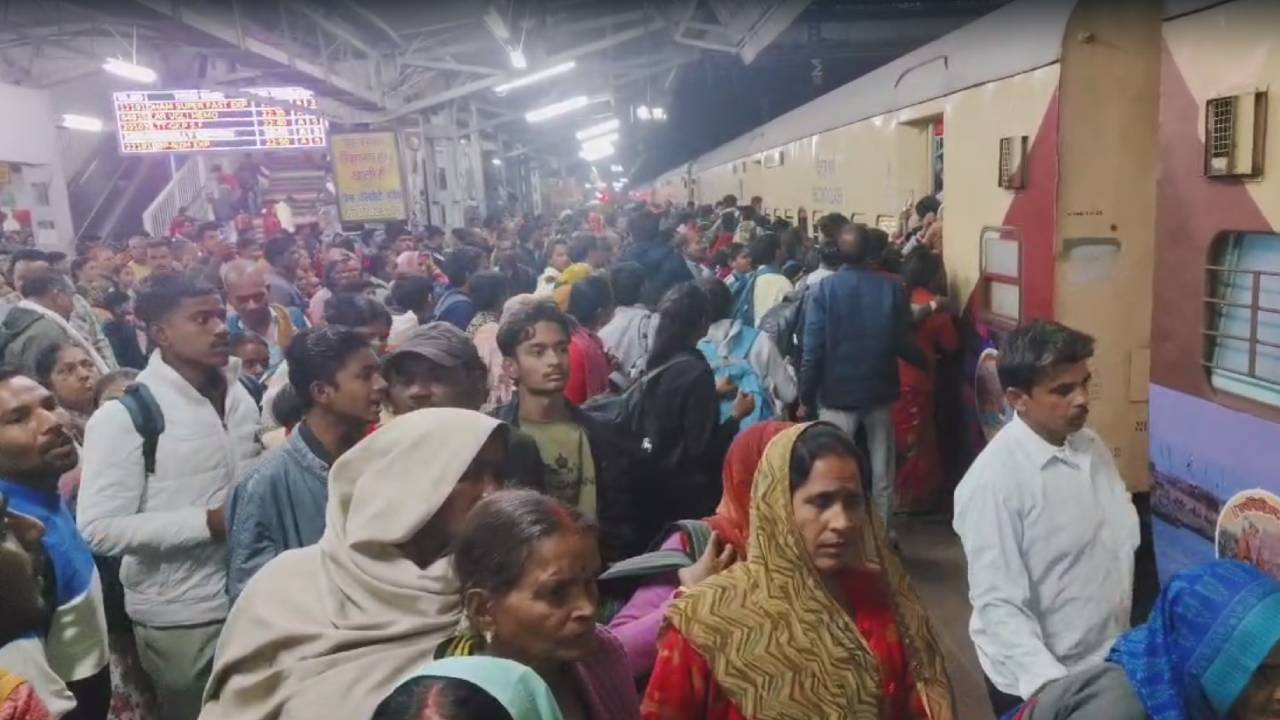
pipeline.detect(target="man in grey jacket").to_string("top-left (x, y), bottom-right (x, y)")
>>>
top-left (226, 326), bottom-right (385, 601)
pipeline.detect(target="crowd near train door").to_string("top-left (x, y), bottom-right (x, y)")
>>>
top-left (930, 117), bottom-right (944, 195)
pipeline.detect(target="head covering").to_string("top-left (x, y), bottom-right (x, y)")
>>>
top-left (385, 322), bottom-right (480, 369)
top-left (704, 421), bottom-right (792, 552)
top-left (1108, 560), bottom-right (1280, 720)
top-left (404, 657), bottom-right (565, 720)
top-left (552, 263), bottom-right (593, 311)
top-left (395, 251), bottom-right (422, 276)
top-left (667, 423), bottom-right (955, 720)
top-left (201, 408), bottom-right (507, 720)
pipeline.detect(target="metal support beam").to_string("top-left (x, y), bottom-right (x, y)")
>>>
top-left (285, 1), bottom-right (377, 57)
top-left (401, 58), bottom-right (504, 76)
top-left (128, 0), bottom-right (383, 106)
top-left (380, 18), bottom-right (668, 121)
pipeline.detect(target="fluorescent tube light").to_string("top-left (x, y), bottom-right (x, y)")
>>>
top-left (60, 114), bottom-right (104, 132)
top-left (576, 118), bottom-right (619, 141)
top-left (102, 58), bottom-right (157, 83)
top-left (525, 95), bottom-right (588, 123)
top-left (494, 61), bottom-right (576, 95)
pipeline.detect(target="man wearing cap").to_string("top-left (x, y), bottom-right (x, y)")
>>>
top-left (224, 326), bottom-right (385, 602)
top-left (382, 322), bottom-right (545, 491)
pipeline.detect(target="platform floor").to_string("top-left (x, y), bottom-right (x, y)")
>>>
top-left (896, 514), bottom-right (995, 720)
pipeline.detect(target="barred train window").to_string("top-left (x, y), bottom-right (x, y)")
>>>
top-left (1204, 232), bottom-right (1280, 407)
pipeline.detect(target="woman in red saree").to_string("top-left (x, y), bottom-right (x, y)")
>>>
top-left (893, 250), bottom-right (959, 513)
top-left (642, 423), bottom-right (955, 720)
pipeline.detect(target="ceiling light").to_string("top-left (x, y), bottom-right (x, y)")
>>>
top-left (580, 133), bottom-right (618, 153)
top-left (494, 61), bottom-right (576, 95)
top-left (576, 118), bottom-right (619, 141)
top-left (508, 48), bottom-right (527, 70)
top-left (652, 107), bottom-right (667, 120)
top-left (579, 143), bottom-right (615, 162)
top-left (525, 95), bottom-right (589, 123)
top-left (103, 58), bottom-right (157, 83)
top-left (636, 105), bottom-right (651, 121)
top-left (491, 157), bottom-right (503, 166)
top-left (610, 164), bottom-right (624, 173)
top-left (60, 114), bottom-right (104, 132)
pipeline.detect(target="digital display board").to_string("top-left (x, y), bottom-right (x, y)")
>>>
top-left (112, 87), bottom-right (327, 154)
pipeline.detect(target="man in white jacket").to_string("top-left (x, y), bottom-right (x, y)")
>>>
top-left (78, 275), bottom-right (261, 720)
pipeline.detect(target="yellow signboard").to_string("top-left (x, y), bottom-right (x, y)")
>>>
top-left (331, 131), bottom-right (407, 223)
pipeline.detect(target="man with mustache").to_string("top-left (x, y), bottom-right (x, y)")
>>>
top-left (78, 275), bottom-right (262, 720)
top-left (223, 260), bottom-right (309, 382)
top-left (0, 370), bottom-right (110, 718)
top-left (954, 321), bottom-right (1140, 715)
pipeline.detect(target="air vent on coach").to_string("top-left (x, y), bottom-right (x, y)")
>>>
top-left (1205, 92), bottom-right (1267, 178)
top-left (997, 136), bottom-right (1028, 189)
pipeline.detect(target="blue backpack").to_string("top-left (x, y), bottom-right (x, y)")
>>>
top-left (697, 323), bottom-right (774, 431)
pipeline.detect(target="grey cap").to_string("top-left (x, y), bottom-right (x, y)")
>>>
top-left (385, 321), bottom-right (480, 368)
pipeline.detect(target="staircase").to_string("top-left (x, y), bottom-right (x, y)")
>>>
top-left (260, 151), bottom-right (328, 226)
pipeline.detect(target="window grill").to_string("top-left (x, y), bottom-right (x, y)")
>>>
top-left (997, 136), bottom-right (1027, 189)
top-left (1204, 233), bottom-right (1280, 407)
top-left (1208, 96), bottom-right (1235, 161)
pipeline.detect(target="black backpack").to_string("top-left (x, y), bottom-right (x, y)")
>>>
top-left (115, 383), bottom-right (165, 475)
top-left (580, 355), bottom-right (688, 457)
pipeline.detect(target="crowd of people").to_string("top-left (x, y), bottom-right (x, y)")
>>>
top-left (0, 191), bottom-right (1277, 720)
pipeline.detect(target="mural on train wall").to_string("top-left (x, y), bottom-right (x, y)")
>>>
top-left (1150, 385), bottom-right (1280, 583)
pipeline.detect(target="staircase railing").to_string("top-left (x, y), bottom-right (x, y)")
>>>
top-left (143, 155), bottom-right (212, 238)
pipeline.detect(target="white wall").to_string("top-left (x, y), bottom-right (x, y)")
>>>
top-left (0, 81), bottom-right (75, 251)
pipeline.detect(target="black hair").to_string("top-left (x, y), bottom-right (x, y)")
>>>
top-left (69, 257), bottom-right (91, 281)
top-left (721, 194), bottom-right (738, 207)
top-left (230, 333), bottom-right (268, 354)
top-left (469, 270), bottom-right (509, 314)
top-left (817, 238), bottom-right (842, 269)
top-left (285, 326), bottom-right (372, 413)
top-left (196, 221), bottom-right (221, 239)
top-left (567, 274), bottom-right (613, 328)
top-left (997, 321), bottom-right (1096, 394)
top-left (263, 235), bottom-right (297, 266)
top-left (390, 276), bottom-right (435, 317)
top-left (816, 212), bottom-right (849, 241)
top-left (442, 247), bottom-right (484, 288)
top-left (915, 195), bottom-right (941, 219)
top-left (628, 209), bottom-right (660, 245)
top-left (371, 675), bottom-right (512, 720)
top-left (135, 275), bottom-right (220, 326)
top-left (496, 301), bottom-right (571, 358)
top-left (94, 369), bottom-right (138, 407)
top-left (780, 227), bottom-right (805, 263)
top-left (700, 276), bottom-right (733, 323)
top-left (901, 248), bottom-right (943, 293)
top-left (424, 225), bottom-right (445, 239)
top-left (789, 423), bottom-right (867, 494)
top-left (646, 282), bottom-right (707, 371)
top-left (8, 249), bottom-right (48, 279)
top-left (100, 289), bottom-right (132, 315)
top-left (19, 271), bottom-right (69, 300)
top-left (454, 490), bottom-right (597, 597)
top-left (271, 383), bottom-right (305, 429)
top-left (568, 232), bottom-right (599, 263)
top-left (323, 293), bottom-right (391, 329)
top-left (33, 342), bottom-right (77, 389)
top-left (748, 232), bottom-right (781, 268)
top-left (146, 237), bottom-right (172, 251)
top-left (740, 206), bottom-right (758, 223)
top-left (608, 261), bottom-right (645, 307)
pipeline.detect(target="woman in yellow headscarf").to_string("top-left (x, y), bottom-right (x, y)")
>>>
top-left (641, 423), bottom-right (955, 720)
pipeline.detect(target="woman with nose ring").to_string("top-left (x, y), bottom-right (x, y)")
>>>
top-left (641, 423), bottom-right (956, 719)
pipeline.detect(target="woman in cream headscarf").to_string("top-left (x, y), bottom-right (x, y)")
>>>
top-left (641, 423), bottom-right (955, 719)
top-left (200, 408), bottom-right (509, 720)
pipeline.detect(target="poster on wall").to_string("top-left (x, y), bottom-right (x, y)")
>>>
top-left (330, 131), bottom-right (408, 223)
top-left (1216, 490), bottom-right (1280, 578)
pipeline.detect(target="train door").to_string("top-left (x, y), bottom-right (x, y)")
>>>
top-left (929, 117), bottom-right (945, 196)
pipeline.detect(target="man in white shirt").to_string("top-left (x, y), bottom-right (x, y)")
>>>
top-left (79, 275), bottom-right (261, 720)
top-left (954, 321), bottom-right (1139, 715)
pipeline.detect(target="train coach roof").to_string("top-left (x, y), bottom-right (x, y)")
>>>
top-left (684, 0), bottom-right (1078, 175)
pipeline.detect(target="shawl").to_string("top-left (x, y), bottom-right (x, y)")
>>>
top-left (200, 408), bottom-right (506, 720)
top-left (407, 657), bottom-right (565, 720)
top-left (704, 421), bottom-right (793, 553)
top-left (1107, 560), bottom-right (1280, 720)
top-left (667, 423), bottom-right (955, 720)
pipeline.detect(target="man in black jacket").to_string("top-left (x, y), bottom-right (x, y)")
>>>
top-left (622, 208), bottom-right (692, 307)
top-left (490, 300), bottom-right (633, 559)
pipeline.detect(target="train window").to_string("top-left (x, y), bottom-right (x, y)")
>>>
top-left (998, 136), bottom-right (1028, 189)
top-left (930, 118), bottom-right (944, 194)
top-left (1204, 232), bottom-right (1280, 407)
top-left (1204, 92), bottom-right (1267, 178)
top-left (980, 226), bottom-right (1021, 328)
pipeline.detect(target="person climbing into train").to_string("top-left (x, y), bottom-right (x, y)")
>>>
top-left (954, 320), bottom-right (1140, 715)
